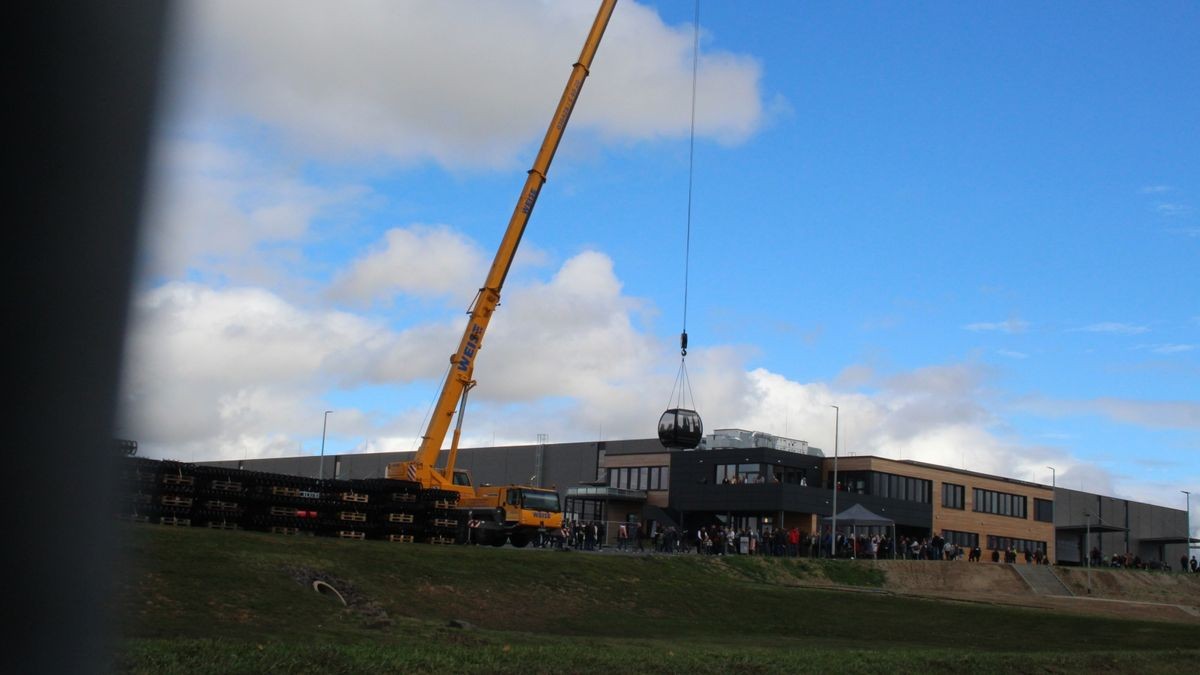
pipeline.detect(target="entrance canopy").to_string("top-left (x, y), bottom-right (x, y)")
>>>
top-left (1055, 523), bottom-right (1127, 534)
top-left (821, 503), bottom-right (894, 526)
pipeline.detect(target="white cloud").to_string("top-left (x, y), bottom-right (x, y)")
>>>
top-left (1076, 322), bottom-right (1149, 335)
top-left (328, 225), bottom-right (486, 304)
top-left (1016, 396), bottom-right (1200, 431)
top-left (116, 281), bottom-right (457, 460)
top-left (123, 240), bottom-right (1183, 511)
top-left (963, 318), bottom-right (1028, 334)
top-left (1155, 202), bottom-right (1193, 216)
top-left (1151, 343), bottom-right (1197, 354)
top-left (168, 0), bottom-right (765, 169)
top-left (141, 138), bottom-right (369, 282)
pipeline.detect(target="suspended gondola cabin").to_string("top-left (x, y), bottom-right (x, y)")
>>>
top-left (658, 408), bottom-right (703, 449)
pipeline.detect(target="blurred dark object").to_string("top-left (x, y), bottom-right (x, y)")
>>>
top-left (9, 2), bottom-right (169, 673)
top-left (114, 439), bottom-right (140, 457)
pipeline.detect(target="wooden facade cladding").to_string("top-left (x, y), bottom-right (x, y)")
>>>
top-left (826, 456), bottom-right (1056, 561)
top-left (602, 453), bottom-right (671, 469)
top-left (602, 453), bottom-right (670, 507)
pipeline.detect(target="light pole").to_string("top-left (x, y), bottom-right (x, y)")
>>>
top-left (830, 404), bottom-right (839, 559)
top-left (318, 410), bottom-right (333, 480)
top-left (1184, 490), bottom-right (1192, 557)
top-left (1083, 511), bottom-right (1092, 594)
top-left (1047, 466), bottom-right (1055, 490)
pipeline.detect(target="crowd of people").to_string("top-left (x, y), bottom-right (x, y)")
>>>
top-left (1091, 548), bottom-right (1200, 573)
top-left (534, 520), bottom-right (1195, 574)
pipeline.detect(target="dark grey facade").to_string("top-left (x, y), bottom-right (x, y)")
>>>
top-left (669, 447), bottom-right (932, 531)
top-left (1054, 487), bottom-right (1188, 567)
top-left (210, 438), bottom-right (660, 496)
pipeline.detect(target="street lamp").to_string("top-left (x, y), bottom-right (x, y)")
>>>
top-left (318, 410), bottom-right (333, 480)
top-left (830, 404), bottom-right (839, 559)
top-left (1083, 511), bottom-right (1092, 594)
top-left (1184, 490), bottom-right (1192, 556)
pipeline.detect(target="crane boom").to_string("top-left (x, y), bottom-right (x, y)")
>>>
top-left (397, 0), bottom-right (617, 489)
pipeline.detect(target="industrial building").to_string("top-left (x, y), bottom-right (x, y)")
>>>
top-left (209, 428), bottom-right (1191, 566)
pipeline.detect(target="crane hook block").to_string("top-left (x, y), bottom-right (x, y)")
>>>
top-left (680, 331), bottom-right (688, 356)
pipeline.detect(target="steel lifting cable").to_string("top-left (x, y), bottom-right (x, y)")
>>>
top-left (668, 0), bottom-right (701, 412)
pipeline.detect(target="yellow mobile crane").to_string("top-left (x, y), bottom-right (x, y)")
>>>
top-left (386, 0), bottom-right (617, 547)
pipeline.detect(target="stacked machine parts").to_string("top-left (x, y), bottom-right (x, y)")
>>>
top-left (113, 454), bottom-right (462, 544)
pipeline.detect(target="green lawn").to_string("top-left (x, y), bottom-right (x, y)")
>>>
top-left (113, 525), bottom-right (1200, 673)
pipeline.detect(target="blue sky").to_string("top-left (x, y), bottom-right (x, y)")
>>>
top-left (119, 1), bottom-right (1196, 526)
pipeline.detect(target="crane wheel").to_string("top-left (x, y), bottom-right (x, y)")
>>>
top-left (489, 534), bottom-right (506, 547)
top-left (509, 534), bottom-right (529, 548)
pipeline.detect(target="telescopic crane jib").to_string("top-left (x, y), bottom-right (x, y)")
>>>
top-left (385, 0), bottom-right (618, 547)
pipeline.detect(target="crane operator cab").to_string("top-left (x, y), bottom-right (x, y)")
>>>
top-left (452, 470), bottom-right (472, 487)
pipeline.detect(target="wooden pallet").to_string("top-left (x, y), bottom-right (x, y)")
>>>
top-left (161, 495), bottom-right (193, 508)
top-left (387, 513), bottom-right (415, 524)
top-left (270, 486), bottom-right (321, 499)
top-left (205, 521), bottom-right (240, 530)
top-left (390, 492), bottom-right (417, 503)
top-left (159, 516), bottom-right (191, 527)
top-left (270, 526), bottom-right (300, 535)
top-left (162, 474), bottom-right (194, 487)
top-left (337, 530), bottom-right (365, 540)
top-left (430, 499), bottom-right (455, 510)
top-left (204, 500), bottom-right (239, 512)
top-left (339, 492), bottom-right (369, 504)
top-left (430, 517), bottom-right (458, 528)
top-left (210, 480), bottom-right (243, 493)
top-left (386, 534), bottom-right (415, 543)
top-left (427, 535), bottom-right (455, 545)
top-left (269, 506), bottom-right (298, 517)
top-left (338, 511), bottom-right (367, 523)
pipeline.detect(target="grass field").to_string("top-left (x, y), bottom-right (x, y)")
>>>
top-left (113, 525), bottom-right (1200, 673)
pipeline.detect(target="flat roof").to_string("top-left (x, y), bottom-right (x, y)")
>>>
top-left (565, 485), bottom-right (646, 502)
top-left (837, 455), bottom-right (1053, 492)
top-left (1055, 524), bottom-right (1128, 534)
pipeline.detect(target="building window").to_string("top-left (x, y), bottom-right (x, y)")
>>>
top-left (942, 483), bottom-right (965, 510)
top-left (1034, 498), bottom-right (1054, 523)
top-left (973, 488), bottom-right (1027, 519)
top-left (942, 529), bottom-right (978, 548)
top-left (607, 465), bottom-right (669, 491)
top-left (863, 471), bottom-right (932, 503)
top-left (716, 463), bottom-right (766, 484)
top-left (595, 449), bottom-right (606, 482)
top-left (986, 535), bottom-right (1045, 554)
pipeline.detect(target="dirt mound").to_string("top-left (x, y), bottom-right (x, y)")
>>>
top-left (873, 559), bottom-right (1030, 595)
top-left (1055, 567), bottom-right (1200, 606)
